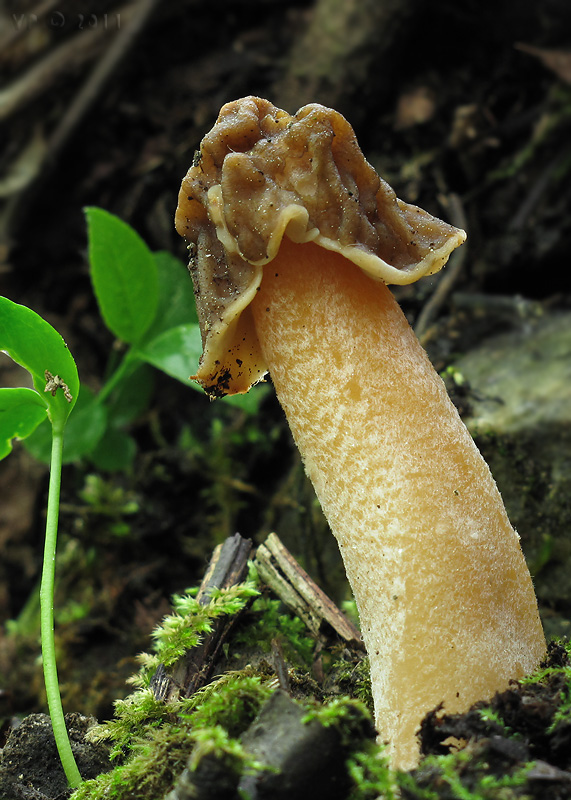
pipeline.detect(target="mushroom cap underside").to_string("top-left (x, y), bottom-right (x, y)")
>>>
top-left (175, 96), bottom-right (466, 397)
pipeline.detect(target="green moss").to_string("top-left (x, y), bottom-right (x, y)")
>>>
top-left (476, 707), bottom-right (517, 739)
top-left (69, 577), bottom-right (267, 799)
top-left (72, 723), bottom-right (194, 800)
top-left (232, 593), bottom-right (315, 667)
top-left (302, 696), bottom-right (375, 751)
top-left (68, 563), bottom-right (571, 800)
top-left (399, 747), bottom-right (535, 800)
top-left (519, 639), bottom-right (571, 733)
top-left (183, 672), bottom-right (272, 737)
top-left (346, 742), bottom-right (399, 800)
top-left (72, 671), bottom-right (272, 799)
top-left (326, 650), bottom-right (373, 712)
top-left (183, 722), bottom-right (263, 776)
top-left (146, 580), bottom-right (259, 672)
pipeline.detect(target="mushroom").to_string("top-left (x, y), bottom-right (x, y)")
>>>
top-left (175, 97), bottom-right (546, 768)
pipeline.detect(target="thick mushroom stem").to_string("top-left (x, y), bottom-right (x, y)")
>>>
top-left (250, 237), bottom-right (546, 769)
top-left (175, 95), bottom-right (546, 769)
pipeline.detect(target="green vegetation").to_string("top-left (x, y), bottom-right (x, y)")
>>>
top-left (476, 707), bottom-right (516, 739)
top-left (67, 571), bottom-right (380, 799)
top-left (144, 581), bottom-right (260, 674)
top-left (22, 208), bottom-right (265, 471)
top-left (346, 744), bottom-right (399, 800)
top-left (0, 297), bottom-right (82, 786)
top-left (0, 209), bottom-right (265, 786)
top-left (232, 592), bottom-right (316, 667)
top-left (399, 748), bottom-right (535, 800)
top-left (520, 639), bottom-right (571, 733)
top-left (70, 579), bottom-right (271, 799)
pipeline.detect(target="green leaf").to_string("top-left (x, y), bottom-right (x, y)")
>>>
top-left (141, 251), bottom-right (198, 344)
top-left (223, 385), bottom-right (269, 415)
top-left (24, 386), bottom-right (107, 464)
top-left (89, 427), bottom-right (137, 472)
top-left (137, 323), bottom-right (203, 385)
top-left (85, 207), bottom-right (159, 345)
top-left (0, 296), bottom-right (78, 431)
top-left (23, 418), bottom-right (52, 463)
top-left (0, 387), bottom-right (48, 458)
top-left (104, 363), bottom-right (155, 427)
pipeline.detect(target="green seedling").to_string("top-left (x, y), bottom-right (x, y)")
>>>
top-left (22, 208), bottom-right (201, 469)
top-left (0, 297), bottom-right (82, 786)
top-left (0, 208), bottom-right (266, 787)
top-left (24, 207), bottom-right (265, 470)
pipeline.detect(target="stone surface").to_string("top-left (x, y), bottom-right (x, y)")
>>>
top-left (451, 311), bottom-right (571, 637)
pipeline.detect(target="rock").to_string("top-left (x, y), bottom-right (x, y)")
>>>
top-left (450, 310), bottom-right (571, 637)
top-left (167, 690), bottom-right (375, 800)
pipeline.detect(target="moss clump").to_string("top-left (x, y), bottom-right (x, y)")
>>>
top-left (324, 648), bottom-right (373, 713)
top-left (71, 578), bottom-right (267, 800)
top-left (68, 562), bottom-right (571, 800)
top-left (71, 678), bottom-right (272, 800)
top-left (400, 745), bottom-right (535, 800)
top-left (143, 580), bottom-right (260, 673)
top-left (68, 568), bottom-right (376, 799)
top-left (231, 592), bottom-right (316, 668)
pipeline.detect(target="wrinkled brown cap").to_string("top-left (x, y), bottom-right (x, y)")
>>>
top-left (175, 96), bottom-right (466, 397)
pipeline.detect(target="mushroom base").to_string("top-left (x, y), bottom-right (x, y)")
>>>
top-left (251, 238), bottom-right (546, 769)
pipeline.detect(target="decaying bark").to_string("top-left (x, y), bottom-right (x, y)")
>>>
top-left (150, 532), bottom-right (253, 702)
top-left (151, 531), bottom-right (362, 704)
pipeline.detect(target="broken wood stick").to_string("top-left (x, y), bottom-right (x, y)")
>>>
top-left (255, 532), bottom-right (362, 647)
top-left (151, 530), bottom-right (362, 706)
top-left (150, 532), bottom-right (253, 703)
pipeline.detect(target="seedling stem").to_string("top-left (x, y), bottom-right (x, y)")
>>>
top-left (39, 422), bottom-right (82, 788)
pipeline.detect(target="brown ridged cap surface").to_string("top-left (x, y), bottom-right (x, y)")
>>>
top-left (175, 96), bottom-right (466, 396)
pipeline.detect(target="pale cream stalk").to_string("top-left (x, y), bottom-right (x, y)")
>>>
top-left (175, 96), bottom-right (546, 768)
top-left (250, 237), bottom-right (546, 769)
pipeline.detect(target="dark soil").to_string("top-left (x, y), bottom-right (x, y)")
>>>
top-left (0, 713), bottom-right (111, 799)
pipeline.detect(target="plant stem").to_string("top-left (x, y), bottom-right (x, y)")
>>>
top-left (97, 349), bottom-right (139, 405)
top-left (39, 424), bottom-right (83, 788)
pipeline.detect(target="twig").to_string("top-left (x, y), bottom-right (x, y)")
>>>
top-left (196, 532), bottom-right (253, 605)
top-left (255, 532), bottom-right (363, 646)
top-left (150, 533), bottom-right (253, 703)
top-left (414, 193), bottom-right (468, 341)
top-left (0, 16), bottom-right (114, 123)
top-left (48, 0), bottom-right (160, 162)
